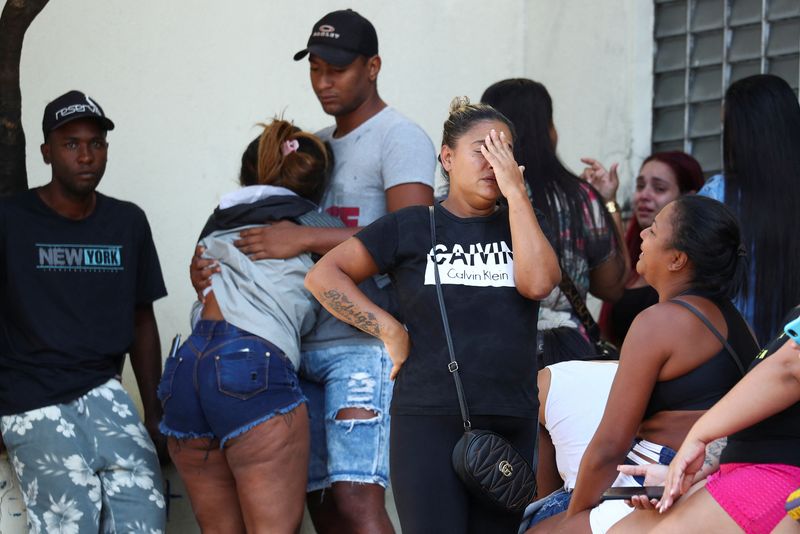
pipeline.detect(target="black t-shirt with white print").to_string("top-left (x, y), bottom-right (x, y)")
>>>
top-left (356, 202), bottom-right (542, 418)
top-left (0, 189), bottom-right (167, 415)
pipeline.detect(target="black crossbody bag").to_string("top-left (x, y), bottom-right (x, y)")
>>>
top-left (428, 206), bottom-right (536, 512)
top-left (557, 271), bottom-right (620, 360)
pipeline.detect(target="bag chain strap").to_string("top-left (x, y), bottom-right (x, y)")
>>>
top-left (428, 206), bottom-right (541, 473)
top-left (558, 269), bottom-right (601, 343)
top-left (429, 206), bottom-right (472, 431)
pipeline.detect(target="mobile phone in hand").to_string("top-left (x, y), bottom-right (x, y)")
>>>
top-left (168, 334), bottom-right (181, 359)
top-left (600, 486), bottom-right (664, 501)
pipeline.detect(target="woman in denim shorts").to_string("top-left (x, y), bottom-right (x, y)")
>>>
top-left (158, 119), bottom-right (336, 532)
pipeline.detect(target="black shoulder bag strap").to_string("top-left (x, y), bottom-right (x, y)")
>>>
top-left (428, 207), bottom-right (539, 467)
top-left (669, 298), bottom-right (746, 376)
top-left (429, 206), bottom-right (472, 432)
top-left (558, 270), bottom-right (602, 343)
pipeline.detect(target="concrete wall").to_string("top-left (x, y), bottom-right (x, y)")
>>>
top-left (523, 0), bottom-right (654, 203)
top-left (2, 1), bottom-right (653, 532)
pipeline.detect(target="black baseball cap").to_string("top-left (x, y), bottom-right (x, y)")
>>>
top-left (293, 9), bottom-right (378, 67)
top-left (42, 90), bottom-right (115, 139)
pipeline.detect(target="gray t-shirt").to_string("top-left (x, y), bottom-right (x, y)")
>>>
top-left (190, 186), bottom-right (344, 369)
top-left (302, 106), bottom-right (437, 350)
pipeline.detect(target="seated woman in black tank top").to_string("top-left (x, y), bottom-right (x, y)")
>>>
top-left (611, 306), bottom-right (800, 534)
top-left (529, 196), bottom-right (758, 534)
top-left (644, 295), bottom-right (755, 418)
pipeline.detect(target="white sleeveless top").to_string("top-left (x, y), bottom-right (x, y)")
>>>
top-left (544, 360), bottom-right (618, 489)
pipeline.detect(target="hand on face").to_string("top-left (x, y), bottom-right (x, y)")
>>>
top-left (480, 129), bottom-right (525, 199)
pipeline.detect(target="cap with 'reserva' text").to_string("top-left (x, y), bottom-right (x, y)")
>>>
top-left (42, 90), bottom-right (115, 139)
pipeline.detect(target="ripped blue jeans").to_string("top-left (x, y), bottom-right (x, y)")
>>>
top-left (299, 344), bottom-right (392, 491)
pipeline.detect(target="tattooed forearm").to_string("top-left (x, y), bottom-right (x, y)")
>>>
top-left (702, 437), bottom-right (727, 472)
top-left (321, 289), bottom-right (381, 338)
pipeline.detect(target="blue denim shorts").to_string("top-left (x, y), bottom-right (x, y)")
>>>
top-left (522, 488), bottom-right (572, 530)
top-left (158, 320), bottom-right (306, 448)
top-left (299, 344), bottom-right (392, 491)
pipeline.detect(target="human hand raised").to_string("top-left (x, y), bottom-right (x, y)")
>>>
top-left (234, 220), bottom-right (307, 260)
top-left (580, 157), bottom-right (619, 203)
top-left (480, 129), bottom-right (526, 200)
top-left (190, 245), bottom-right (219, 303)
top-left (658, 436), bottom-right (707, 513)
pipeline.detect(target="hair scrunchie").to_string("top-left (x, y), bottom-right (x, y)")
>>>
top-left (281, 139), bottom-right (300, 156)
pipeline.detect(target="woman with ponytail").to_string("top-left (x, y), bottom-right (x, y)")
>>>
top-left (158, 119), bottom-right (335, 533)
top-left (531, 196), bottom-right (759, 533)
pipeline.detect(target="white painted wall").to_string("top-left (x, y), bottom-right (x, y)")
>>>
top-left (3, 1), bottom-right (652, 532)
top-left (523, 0), bottom-right (655, 207)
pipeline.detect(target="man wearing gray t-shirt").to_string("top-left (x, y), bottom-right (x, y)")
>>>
top-left (192, 9), bottom-right (435, 534)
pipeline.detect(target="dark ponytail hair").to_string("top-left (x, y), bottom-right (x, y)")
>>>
top-left (239, 119), bottom-right (330, 204)
top-left (669, 195), bottom-right (747, 300)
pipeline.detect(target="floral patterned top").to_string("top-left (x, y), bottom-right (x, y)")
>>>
top-left (536, 182), bottom-right (616, 342)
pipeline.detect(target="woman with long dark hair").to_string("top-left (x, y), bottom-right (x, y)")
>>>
top-left (481, 79), bottom-right (627, 366)
top-left (582, 152), bottom-right (705, 346)
top-left (701, 74), bottom-right (800, 344)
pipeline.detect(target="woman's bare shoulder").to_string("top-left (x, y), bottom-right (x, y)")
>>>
top-left (627, 299), bottom-right (697, 336)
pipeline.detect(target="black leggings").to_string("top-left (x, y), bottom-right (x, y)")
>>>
top-left (390, 414), bottom-right (537, 534)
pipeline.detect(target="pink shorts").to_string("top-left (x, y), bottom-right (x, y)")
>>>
top-left (706, 462), bottom-right (800, 534)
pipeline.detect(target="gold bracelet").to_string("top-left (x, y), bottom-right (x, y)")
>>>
top-left (605, 200), bottom-right (620, 214)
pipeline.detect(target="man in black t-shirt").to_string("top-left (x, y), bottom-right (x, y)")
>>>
top-left (0, 91), bottom-right (167, 533)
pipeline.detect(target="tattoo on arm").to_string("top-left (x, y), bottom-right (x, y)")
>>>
top-left (321, 289), bottom-right (381, 338)
top-left (703, 437), bottom-right (727, 471)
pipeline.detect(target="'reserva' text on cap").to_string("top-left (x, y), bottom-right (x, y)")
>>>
top-left (42, 90), bottom-right (115, 140)
top-left (293, 9), bottom-right (378, 68)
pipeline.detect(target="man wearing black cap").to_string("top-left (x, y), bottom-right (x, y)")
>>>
top-left (0, 91), bottom-right (167, 532)
top-left (219, 8), bottom-right (436, 534)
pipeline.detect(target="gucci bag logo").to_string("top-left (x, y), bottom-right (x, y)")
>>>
top-left (498, 460), bottom-right (513, 477)
top-left (452, 429), bottom-right (536, 511)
